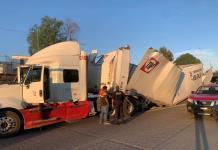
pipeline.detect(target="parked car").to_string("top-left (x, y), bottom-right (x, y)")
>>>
top-left (187, 84), bottom-right (218, 117)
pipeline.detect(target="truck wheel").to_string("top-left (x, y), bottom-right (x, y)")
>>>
top-left (110, 99), bottom-right (135, 118)
top-left (125, 97), bottom-right (138, 116)
top-left (0, 111), bottom-right (21, 137)
top-left (125, 99), bottom-right (134, 116)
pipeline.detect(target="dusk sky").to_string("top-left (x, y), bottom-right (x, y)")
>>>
top-left (0, 0), bottom-right (217, 70)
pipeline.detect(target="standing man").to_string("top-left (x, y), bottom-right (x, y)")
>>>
top-left (112, 86), bottom-right (125, 124)
top-left (99, 86), bottom-right (110, 125)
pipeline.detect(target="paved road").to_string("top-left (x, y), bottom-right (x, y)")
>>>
top-left (1, 104), bottom-right (218, 150)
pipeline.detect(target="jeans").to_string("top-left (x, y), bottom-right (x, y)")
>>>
top-left (99, 105), bottom-right (109, 123)
top-left (114, 104), bottom-right (124, 123)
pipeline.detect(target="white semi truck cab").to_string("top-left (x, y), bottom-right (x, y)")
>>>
top-left (0, 42), bottom-right (90, 137)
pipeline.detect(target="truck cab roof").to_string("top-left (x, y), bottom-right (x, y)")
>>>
top-left (26, 41), bottom-right (80, 67)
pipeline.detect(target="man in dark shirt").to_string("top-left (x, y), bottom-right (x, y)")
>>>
top-left (112, 86), bottom-right (125, 124)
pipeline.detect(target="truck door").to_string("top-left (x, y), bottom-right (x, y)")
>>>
top-left (23, 66), bottom-right (48, 104)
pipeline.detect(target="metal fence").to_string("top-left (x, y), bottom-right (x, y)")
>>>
top-left (0, 61), bottom-right (19, 75)
top-left (0, 61), bottom-right (19, 84)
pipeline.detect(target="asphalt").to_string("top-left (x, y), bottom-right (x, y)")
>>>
top-left (0, 104), bottom-right (218, 150)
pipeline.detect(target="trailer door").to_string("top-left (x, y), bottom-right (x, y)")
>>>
top-left (23, 66), bottom-right (47, 103)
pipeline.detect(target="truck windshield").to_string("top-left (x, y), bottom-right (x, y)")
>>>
top-left (196, 86), bottom-right (218, 95)
top-left (20, 66), bottom-right (42, 84)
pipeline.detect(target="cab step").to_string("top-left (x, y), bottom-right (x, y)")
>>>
top-left (28, 117), bottom-right (62, 129)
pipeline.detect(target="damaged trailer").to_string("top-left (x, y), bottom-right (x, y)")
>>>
top-left (126, 48), bottom-right (211, 107)
top-left (202, 68), bottom-right (213, 85)
top-left (172, 64), bottom-right (203, 104)
top-left (127, 48), bottom-right (184, 106)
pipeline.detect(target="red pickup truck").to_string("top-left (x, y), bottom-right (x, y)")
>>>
top-left (187, 84), bottom-right (218, 117)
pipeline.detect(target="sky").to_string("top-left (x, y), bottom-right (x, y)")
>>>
top-left (0, 0), bottom-right (217, 70)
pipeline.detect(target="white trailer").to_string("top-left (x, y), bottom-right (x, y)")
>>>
top-left (127, 48), bottom-right (184, 106)
top-left (202, 68), bottom-right (213, 85)
top-left (88, 46), bottom-right (130, 92)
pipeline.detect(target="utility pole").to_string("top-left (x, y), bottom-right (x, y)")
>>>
top-left (37, 28), bottom-right (40, 51)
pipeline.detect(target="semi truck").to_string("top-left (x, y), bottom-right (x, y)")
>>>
top-left (0, 41), bottom-right (132, 137)
top-left (0, 41), bottom-right (211, 137)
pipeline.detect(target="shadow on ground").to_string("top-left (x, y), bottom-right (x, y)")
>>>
top-left (0, 122), bottom-right (66, 149)
top-left (195, 115), bottom-right (210, 150)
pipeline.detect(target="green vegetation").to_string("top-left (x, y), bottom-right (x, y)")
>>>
top-left (174, 53), bottom-right (201, 65)
top-left (27, 16), bottom-right (79, 55)
top-left (159, 46), bottom-right (174, 61)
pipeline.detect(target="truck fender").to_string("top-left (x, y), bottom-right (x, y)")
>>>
top-left (0, 97), bottom-right (26, 110)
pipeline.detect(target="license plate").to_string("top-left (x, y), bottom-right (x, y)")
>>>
top-left (200, 107), bottom-right (208, 110)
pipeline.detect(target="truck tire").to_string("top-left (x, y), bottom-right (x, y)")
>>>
top-left (137, 95), bottom-right (154, 111)
top-left (110, 98), bottom-right (135, 118)
top-left (0, 110), bottom-right (21, 137)
top-left (125, 97), bottom-right (137, 116)
top-left (125, 98), bottom-right (135, 116)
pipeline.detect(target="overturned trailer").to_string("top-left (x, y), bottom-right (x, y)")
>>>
top-left (173, 64), bottom-right (203, 104)
top-left (127, 48), bottom-right (184, 106)
top-left (126, 48), bottom-right (207, 107)
top-left (202, 68), bottom-right (213, 85)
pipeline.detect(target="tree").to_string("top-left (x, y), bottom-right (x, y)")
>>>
top-left (159, 47), bottom-right (174, 61)
top-left (64, 18), bottom-right (80, 41)
top-left (174, 53), bottom-right (201, 65)
top-left (27, 16), bottom-right (66, 55)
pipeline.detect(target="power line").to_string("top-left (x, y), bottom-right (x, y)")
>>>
top-left (0, 26), bottom-right (26, 33)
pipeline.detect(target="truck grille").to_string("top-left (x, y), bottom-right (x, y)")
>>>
top-left (196, 101), bottom-right (212, 106)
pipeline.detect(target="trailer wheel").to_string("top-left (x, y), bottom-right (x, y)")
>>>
top-left (125, 99), bottom-right (135, 115)
top-left (0, 110), bottom-right (21, 137)
top-left (124, 97), bottom-right (138, 116)
top-left (110, 99), bottom-right (135, 118)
